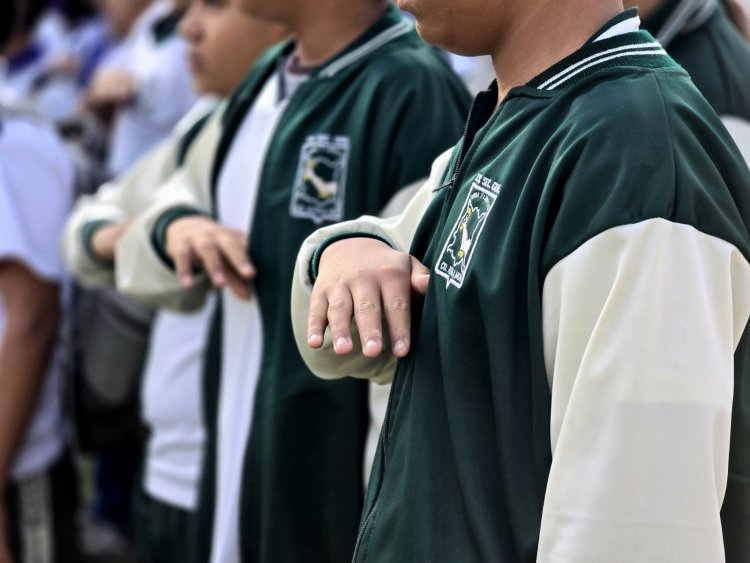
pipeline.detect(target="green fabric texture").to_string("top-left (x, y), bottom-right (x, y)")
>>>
top-left (133, 488), bottom-right (196, 563)
top-left (183, 6), bottom-right (472, 562)
top-left (643, 0), bottom-right (750, 120)
top-left (191, 304), bottom-right (222, 563)
top-left (354, 26), bottom-right (750, 563)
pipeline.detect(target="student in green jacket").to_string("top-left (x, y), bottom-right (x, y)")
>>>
top-left (62, 2), bottom-right (286, 561)
top-left (294, 1), bottom-right (750, 561)
top-left (115, 1), bottom-right (470, 561)
top-left (626, 0), bottom-right (750, 162)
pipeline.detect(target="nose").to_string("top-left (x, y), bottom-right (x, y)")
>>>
top-left (179, 2), bottom-right (203, 43)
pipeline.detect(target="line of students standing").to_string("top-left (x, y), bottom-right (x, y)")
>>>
top-left (1, 0), bottom-right (750, 562)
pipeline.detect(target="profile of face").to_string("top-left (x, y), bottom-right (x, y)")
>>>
top-left (100, 0), bottom-right (151, 39)
top-left (180, 0), bottom-right (289, 97)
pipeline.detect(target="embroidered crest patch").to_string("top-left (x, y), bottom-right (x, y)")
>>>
top-left (435, 174), bottom-right (501, 288)
top-left (290, 134), bottom-right (350, 224)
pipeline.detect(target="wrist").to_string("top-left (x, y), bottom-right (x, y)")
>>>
top-left (91, 224), bottom-right (123, 262)
top-left (152, 207), bottom-right (208, 269)
top-left (311, 232), bottom-right (392, 283)
top-left (81, 220), bottom-right (115, 265)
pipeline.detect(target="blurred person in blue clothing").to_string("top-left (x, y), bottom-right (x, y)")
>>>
top-left (85, 0), bottom-right (196, 176)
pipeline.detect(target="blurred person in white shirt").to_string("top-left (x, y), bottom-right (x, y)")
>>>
top-left (0, 5), bottom-right (78, 562)
top-left (85, 0), bottom-right (197, 176)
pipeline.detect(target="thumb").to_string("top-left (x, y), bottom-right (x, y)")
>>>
top-left (410, 257), bottom-right (430, 295)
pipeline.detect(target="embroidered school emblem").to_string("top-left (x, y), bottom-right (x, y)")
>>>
top-left (435, 173), bottom-right (501, 288)
top-left (290, 134), bottom-right (350, 224)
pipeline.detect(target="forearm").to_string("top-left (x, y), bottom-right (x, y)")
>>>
top-left (115, 111), bottom-right (221, 309)
top-left (115, 198), bottom-right (212, 310)
top-left (0, 313), bottom-right (59, 490)
top-left (61, 196), bottom-right (126, 287)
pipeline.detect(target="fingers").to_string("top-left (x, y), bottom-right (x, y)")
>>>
top-left (327, 289), bottom-right (355, 355)
top-left (194, 239), bottom-right (227, 287)
top-left (224, 267), bottom-right (253, 301)
top-left (351, 279), bottom-right (385, 358)
top-left (168, 218), bottom-right (255, 291)
top-left (380, 265), bottom-right (412, 358)
top-left (172, 240), bottom-right (195, 288)
top-left (307, 291), bottom-right (329, 349)
top-left (218, 231), bottom-right (255, 280)
top-left (410, 257), bottom-right (431, 295)
top-left (305, 241), bottom-right (427, 359)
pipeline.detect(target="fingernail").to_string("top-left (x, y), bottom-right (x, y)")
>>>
top-left (180, 274), bottom-right (193, 287)
top-left (365, 339), bottom-right (380, 353)
top-left (308, 333), bottom-right (321, 345)
top-left (335, 336), bottom-right (349, 350)
top-left (240, 264), bottom-right (253, 276)
top-left (394, 339), bottom-right (408, 354)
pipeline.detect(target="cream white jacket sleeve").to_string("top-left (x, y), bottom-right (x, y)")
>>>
top-left (114, 108), bottom-right (222, 312)
top-left (61, 99), bottom-right (219, 288)
top-left (290, 149), bottom-right (453, 384)
top-left (61, 139), bottom-right (179, 288)
top-left (537, 218), bottom-right (750, 562)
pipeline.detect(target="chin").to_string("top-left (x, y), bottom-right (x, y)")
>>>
top-left (414, 21), bottom-right (489, 56)
top-left (191, 78), bottom-right (209, 96)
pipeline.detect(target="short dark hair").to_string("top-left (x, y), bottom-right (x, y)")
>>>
top-left (0, 0), bottom-right (18, 51)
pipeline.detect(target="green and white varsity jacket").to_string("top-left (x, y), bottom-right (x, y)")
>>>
top-left (61, 100), bottom-right (220, 288)
top-left (293, 10), bottom-right (750, 562)
top-left (643, 0), bottom-right (750, 162)
top-left (117, 6), bottom-right (471, 562)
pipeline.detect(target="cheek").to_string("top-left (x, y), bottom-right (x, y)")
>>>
top-left (235, 0), bottom-right (267, 17)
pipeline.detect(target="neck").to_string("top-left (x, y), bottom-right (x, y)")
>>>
top-left (292, 2), bottom-right (388, 67)
top-left (623, 0), bottom-right (664, 19)
top-left (492, 0), bottom-right (624, 103)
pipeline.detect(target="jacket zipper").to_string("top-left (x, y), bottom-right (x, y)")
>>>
top-left (351, 358), bottom-right (402, 562)
top-left (432, 109), bottom-right (473, 194)
top-left (351, 501), bottom-right (376, 562)
top-left (352, 95), bottom-right (491, 561)
top-left (381, 358), bottom-right (401, 464)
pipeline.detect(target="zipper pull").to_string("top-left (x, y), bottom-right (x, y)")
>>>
top-left (433, 174), bottom-right (456, 193)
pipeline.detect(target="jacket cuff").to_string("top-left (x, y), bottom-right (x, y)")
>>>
top-left (309, 232), bottom-right (393, 283)
top-left (151, 206), bottom-right (209, 269)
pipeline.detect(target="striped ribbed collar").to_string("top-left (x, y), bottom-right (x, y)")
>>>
top-left (642, 0), bottom-right (717, 47)
top-left (527, 9), bottom-right (675, 91)
top-left (265, 6), bottom-right (413, 80)
top-left (308, 5), bottom-right (413, 79)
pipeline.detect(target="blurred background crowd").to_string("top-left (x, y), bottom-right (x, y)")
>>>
top-left (1, 0), bottom-right (750, 562)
